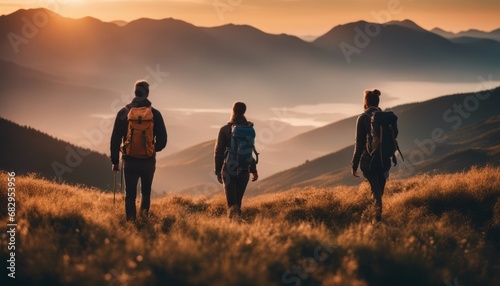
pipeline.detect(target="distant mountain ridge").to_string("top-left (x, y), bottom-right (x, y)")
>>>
top-left (1, 9), bottom-right (499, 102)
top-left (313, 19), bottom-right (500, 77)
top-left (431, 27), bottom-right (500, 42)
top-left (385, 19), bottom-right (427, 31)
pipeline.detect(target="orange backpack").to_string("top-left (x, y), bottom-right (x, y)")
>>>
top-left (121, 107), bottom-right (155, 158)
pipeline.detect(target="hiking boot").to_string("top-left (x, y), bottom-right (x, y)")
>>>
top-left (228, 206), bottom-right (236, 219)
top-left (139, 209), bottom-right (149, 220)
top-left (228, 206), bottom-right (241, 220)
top-left (236, 206), bottom-right (242, 218)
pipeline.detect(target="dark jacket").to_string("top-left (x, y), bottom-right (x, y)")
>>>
top-left (110, 97), bottom-right (167, 165)
top-left (351, 106), bottom-right (381, 172)
top-left (214, 115), bottom-right (258, 176)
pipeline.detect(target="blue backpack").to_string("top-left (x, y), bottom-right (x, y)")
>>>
top-left (225, 123), bottom-right (259, 175)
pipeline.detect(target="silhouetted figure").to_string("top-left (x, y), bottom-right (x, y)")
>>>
top-left (214, 102), bottom-right (259, 219)
top-left (110, 80), bottom-right (167, 222)
top-left (351, 89), bottom-right (388, 222)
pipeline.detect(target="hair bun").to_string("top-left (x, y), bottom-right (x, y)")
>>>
top-left (372, 89), bottom-right (381, 96)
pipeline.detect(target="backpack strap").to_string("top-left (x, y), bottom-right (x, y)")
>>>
top-left (223, 123), bottom-right (234, 160)
top-left (252, 145), bottom-right (259, 165)
top-left (379, 125), bottom-right (384, 168)
top-left (363, 112), bottom-right (374, 155)
top-left (388, 124), bottom-right (404, 165)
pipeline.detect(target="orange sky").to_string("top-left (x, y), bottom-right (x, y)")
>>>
top-left (1, 0), bottom-right (499, 36)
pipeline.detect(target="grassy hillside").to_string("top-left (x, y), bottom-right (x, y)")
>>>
top-left (1, 167), bottom-right (499, 285)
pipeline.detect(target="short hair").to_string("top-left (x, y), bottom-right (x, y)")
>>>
top-left (134, 80), bottom-right (150, 97)
top-left (364, 89), bottom-right (381, 109)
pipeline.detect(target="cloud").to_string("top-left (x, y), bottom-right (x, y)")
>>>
top-left (89, 114), bottom-right (115, 120)
top-left (166, 108), bottom-right (229, 115)
top-left (269, 117), bottom-right (329, 127)
top-left (269, 103), bottom-right (362, 127)
top-left (277, 103), bottom-right (361, 116)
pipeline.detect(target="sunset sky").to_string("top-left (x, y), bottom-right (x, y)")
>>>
top-left (1, 0), bottom-right (499, 36)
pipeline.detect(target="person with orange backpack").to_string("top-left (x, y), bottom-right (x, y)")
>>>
top-left (110, 80), bottom-right (167, 222)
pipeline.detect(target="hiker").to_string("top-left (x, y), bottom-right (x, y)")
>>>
top-left (110, 80), bottom-right (167, 222)
top-left (214, 102), bottom-right (259, 219)
top-left (351, 89), bottom-right (399, 223)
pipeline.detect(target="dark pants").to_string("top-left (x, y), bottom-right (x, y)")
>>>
top-left (361, 155), bottom-right (388, 221)
top-left (124, 157), bottom-right (156, 221)
top-left (223, 170), bottom-right (250, 218)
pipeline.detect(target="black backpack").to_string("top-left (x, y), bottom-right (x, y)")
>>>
top-left (367, 111), bottom-right (404, 174)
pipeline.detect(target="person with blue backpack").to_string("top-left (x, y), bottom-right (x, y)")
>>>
top-left (214, 102), bottom-right (259, 219)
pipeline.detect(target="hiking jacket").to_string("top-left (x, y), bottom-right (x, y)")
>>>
top-left (110, 97), bottom-right (167, 165)
top-left (351, 106), bottom-right (381, 172)
top-left (214, 115), bottom-right (258, 176)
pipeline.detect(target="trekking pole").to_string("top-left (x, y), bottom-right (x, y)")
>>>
top-left (120, 160), bottom-right (125, 201)
top-left (113, 170), bottom-right (117, 205)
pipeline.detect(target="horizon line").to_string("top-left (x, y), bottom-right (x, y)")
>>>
top-left (3, 7), bottom-right (500, 37)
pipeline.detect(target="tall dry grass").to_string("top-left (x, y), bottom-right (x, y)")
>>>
top-left (0, 167), bottom-right (499, 285)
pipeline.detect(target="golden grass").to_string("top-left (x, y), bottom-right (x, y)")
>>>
top-left (1, 167), bottom-right (499, 285)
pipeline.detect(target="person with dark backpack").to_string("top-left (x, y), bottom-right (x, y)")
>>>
top-left (351, 89), bottom-right (403, 223)
top-left (110, 80), bottom-right (167, 222)
top-left (214, 102), bottom-right (259, 220)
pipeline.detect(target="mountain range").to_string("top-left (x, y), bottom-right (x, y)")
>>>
top-left (1, 8), bottom-right (498, 140)
top-left (314, 20), bottom-right (500, 78)
top-left (2, 9), bottom-right (500, 111)
top-left (1, 8), bottom-right (499, 195)
top-left (431, 27), bottom-right (500, 42)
